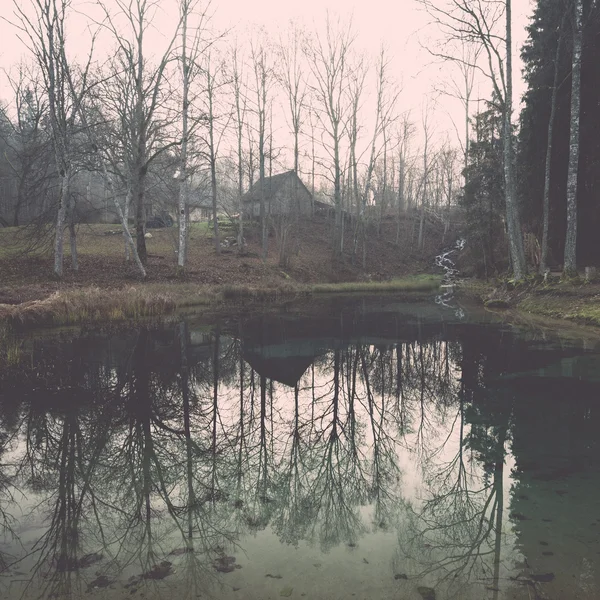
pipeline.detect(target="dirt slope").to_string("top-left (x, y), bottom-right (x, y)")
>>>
top-left (0, 214), bottom-right (454, 304)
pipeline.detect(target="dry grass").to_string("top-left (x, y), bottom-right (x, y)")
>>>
top-left (310, 275), bottom-right (442, 294)
top-left (0, 286), bottom-right (177, 328)
top-left (0, 325), bottom-right (22, 367)
top-left (0, 275), bottom-right (443, 329)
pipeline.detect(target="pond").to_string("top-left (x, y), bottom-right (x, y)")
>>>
top-left (1, 295), bottom-right (600, 600)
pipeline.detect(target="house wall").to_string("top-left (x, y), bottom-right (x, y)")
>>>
top-left (189, 207), bottom-right (212, 221)
top-left (244, 173), bottom-right (313, 219)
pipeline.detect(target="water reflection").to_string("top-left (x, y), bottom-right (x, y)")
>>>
top-left (1, 302), bottom-right (600, 599)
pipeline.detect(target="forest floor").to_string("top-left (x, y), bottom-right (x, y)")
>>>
top-left (0, 214), bottom-right (448, 327)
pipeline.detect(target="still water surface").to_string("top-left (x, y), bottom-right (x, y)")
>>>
top-left (1, 297), bottom-right (599, 600)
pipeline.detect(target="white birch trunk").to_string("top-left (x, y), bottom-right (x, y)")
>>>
top-left (69, 190), bottom-right (78, 271)
top-left (108, 175), bottom-right (145, 278)
top-left (207, 57), bottom-right (220, 255)
top-left (124, 188), bottom-right (132, 262)
top-left (53, 171), bottom-right (69, 278)
top-left (177, 2), bottom-right (190, 272)
top-left (503, 0), bottom-right (526, 280)
top-left (563, 0), bottom-right (583, 276)
top-left (233, 48), bottom-right (246, 253)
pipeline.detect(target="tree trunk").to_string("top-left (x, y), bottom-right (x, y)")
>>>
top-left (503, 0), bottom-right (526, 280)
top-left (540, 33), bottom-right (562, 275)
top-left (116, 185), bottom-right (145, 278)
top-left (53, 171), bottom-right (69, 278)
top-left (418, 137), bottom-right (428, 252)
top-left (380, 130), bottom-right (388, 235)
top-left (124, 188), bottom-right (131, 262)
top-left (418, 205), bottom-right (425, 251)
top-left (563, 0), bottom-right (583, 277)
top-left (63, 54), bottom-right (146, 278)
top-left (258, 75), bottom-right (267, 261)
top-left (178, 4), bottom-right (190, 273)
top-left (396, 155), bottom-right (405, 245)
top-left (134, 166), bottom-right (148, 265)
top-left (14, 175), bottom-right (27, 227)
top-left (333, 123), bottom-right (342, 259)
top-left (211, 158), bottom-right (220, 254)
top-left (69, 184), bottom-right (78, 270)
top-left (310, 111), bottom-right (316, 217)
top-left (69, 221), bottom-right (78, 271)
top-left (235, 68), bottom-right (245, 254)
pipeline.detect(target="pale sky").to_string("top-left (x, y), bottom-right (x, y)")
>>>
top-left (0, 0), bottom-right (534, 153)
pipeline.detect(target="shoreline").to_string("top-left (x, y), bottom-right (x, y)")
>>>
top-left (455, 277), bottom-right (600, 332)
top-left (2, 273), bottom-right (600, 339)
top-left (0, 275), bottom-right (443, 329)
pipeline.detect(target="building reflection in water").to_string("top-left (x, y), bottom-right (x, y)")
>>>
top-left (0, 304), bottom-right (599, 599)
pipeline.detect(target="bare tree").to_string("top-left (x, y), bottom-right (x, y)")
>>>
top-left (430, 41), bottom-right (481, 180)
top-left (307, 99), bottom-right (318, 215)
top-left (277, 21), bottom-right (308, 186)
top-left (200, 51), bottom-right (231, 255)
top-left (438, 144), bottom-right (459, 242)
top-left (346, 55), bottom-right (366, 258)
top-left (361, 46), bottom-right (400, 263)
top-left (230, 40), bottom-right (248, 253)
top-left (12, 0), bottom-right (94, 277)
top-left (420, 0), bottom-right (526, 279)
top-left (306, 13), bottom-right (355, 259)
top-left (65, 67), bottom-right (147, 277)
top-left (249, 33), bottom-right (273, 261)
top-left (96, 0), bottom-right (182, 266)
top-left (177, 0), bottom-right (194, 272)
top-left (364, 47), bottom-right (398, 216)
top-left (176, 0), bottom-right (216, 272)
top-left (395, 115), bottom-right (415, 245)
top-left (417, 105), bottom-right (435, 252)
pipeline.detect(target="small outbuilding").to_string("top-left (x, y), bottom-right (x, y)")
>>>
top-left (242, 170), bottom-right (314, 218)
top-left (188, 198), bottom-right (213, 222)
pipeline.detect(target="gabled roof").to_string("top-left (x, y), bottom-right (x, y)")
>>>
top-left (244, 352), bottom-right (314, 387)
top-left (241, 170), bottom-right (312, 203)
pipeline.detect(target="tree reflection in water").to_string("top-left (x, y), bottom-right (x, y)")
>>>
top-left (0, 308), bottom-right (599, 599)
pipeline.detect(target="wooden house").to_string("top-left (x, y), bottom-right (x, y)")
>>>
top-left (242, 170), bottom-right (314, 218)
top-left (188, 198), bottom-right (213, 222)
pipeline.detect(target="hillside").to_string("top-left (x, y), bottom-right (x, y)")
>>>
top-left (0, 213), bottom-right (455, 305)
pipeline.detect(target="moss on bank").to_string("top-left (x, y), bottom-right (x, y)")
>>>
top-left (456, 277), bottom-right (600, 329)
top-left (0, 275), bottom-right (442, 330)
top-left (518, 294), bottom-right (600, 327)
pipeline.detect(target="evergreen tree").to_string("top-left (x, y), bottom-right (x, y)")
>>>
top-left (519, 0), bottom-right (600, 268)
top-left (460, 104), bottom-right (506, 278)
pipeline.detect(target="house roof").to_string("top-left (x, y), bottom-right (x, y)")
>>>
top-left (242, 170), bottom-right (312, 203)
top-left (189, 198), bottom-right (213, 209)
top-left (244, 352), bottom-right (314, 387)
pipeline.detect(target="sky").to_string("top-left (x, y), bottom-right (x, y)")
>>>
top-left (0, 0), bottom-right (535, 153)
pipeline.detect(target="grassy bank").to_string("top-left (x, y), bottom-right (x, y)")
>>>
top-left (457, 277), bottom-right (600, 329)
top-left (0, 287), bottom-right (178, 329)
top-left (518, 288), bottom-right (600, 327)
top-left (0, 275), bottom-right (443, 330)
top-left (309, 274), bottom-right (442, 294)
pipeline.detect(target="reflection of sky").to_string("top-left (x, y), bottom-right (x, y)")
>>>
top-left (3, 314), bottom-right (600, 598)
top-left (0, 338), bottom-right (530, 599)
